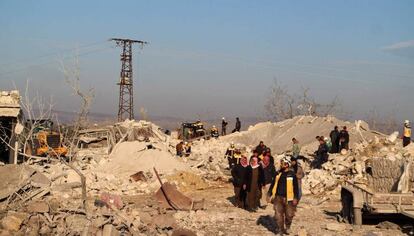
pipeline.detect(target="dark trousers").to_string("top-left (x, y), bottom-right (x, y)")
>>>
top-left (274, 196), bottom-right (297, 232)
top-left (234, 186), bottom-right (245, 208)
top-left (403, 137), bottom-right (411, 147)
top-left (222, 127), bottom-right (226, 136)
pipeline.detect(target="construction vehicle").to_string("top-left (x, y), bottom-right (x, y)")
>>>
top-left (25, 119), bottom-right (68, 157)
top-left (341, 158), bottom-right (414, 225)
top-left (179, 121), bottom-right (207, 141)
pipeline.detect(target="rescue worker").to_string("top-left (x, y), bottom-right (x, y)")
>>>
top-left (291, 138), bottom-right (301, 158)
top-left (210, 125), bottom-right (219, 138)
top-left (290, 156), bottom-right (304, 201)
top-left (233, 117), bottom-right (241, 133)
top-left (314, 137), bottom-right (329, 169)
top-left (339, 126), bottom-right (349, 151)
top-left (195, 120), bottom-right (205, 136)
top-left (176, 141), bottom-right (184, 157)
top-left (254, 141), bottom-right (267, 156)
top-left (225, 143), bottom-right (236, 169)
top-left (231, 155), bottom-right (249, 208)
top-left (244, 156), bottom-right (265, 211)
top-left (267, 157), bottom-right (299, 235)
top-left (221, 117), bottom-right (228, 136)
top-left (185, 142), bottom-right (192, 156)
top-left (233, 149), bottom-right (242, 165)
top-left (329, 126), bottom-right (340, 153)
top-left (403, 120), bottom-right (411, 147)
top-left (324, 137), bottom-right (332, 152)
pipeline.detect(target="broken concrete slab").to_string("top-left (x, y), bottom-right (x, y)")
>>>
top-left (0, 165), bottom-right (36, 200)
top-left (26, 201), bottom-right (49, 213)
top-left (326, 222), bottom-right (347, 231)
top-left (1, 212), bottom-right (28, 232)
top-left (102, 224), bottom-right (120, 236)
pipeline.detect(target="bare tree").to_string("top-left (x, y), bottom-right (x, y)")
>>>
top-left (265, 79), bottom-right (343, 121)
top-left (264, 79), bottom-right (295, 121)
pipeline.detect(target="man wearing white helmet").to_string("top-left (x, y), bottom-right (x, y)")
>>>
top-left (267, 157), bottom-right (299, 235)
top-left (403, 120), bottom-right (411, 147)
top-left (221, 117), bottom-right (228, 136)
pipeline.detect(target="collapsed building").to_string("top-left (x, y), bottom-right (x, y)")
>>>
top-left (0, 90), bottom-right (23, 164)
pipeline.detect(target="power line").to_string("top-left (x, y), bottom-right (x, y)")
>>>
top-left (0, 45), bottom-right (114, 76)
top-left (0, 40), bottom-right (109, 69)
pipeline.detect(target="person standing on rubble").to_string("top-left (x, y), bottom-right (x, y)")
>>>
top-left (255, 141), bottom-right (267, 156)
top-left (244, 156), bottom-right (265, 211)
top-left (260, 150), bottom-right (276, 208)
top-left (221, 117), bottom-right (228, 136)
top-left (233, 117), bottom-right (241, 133)
top-left (314, 137), bottom-right (329, 169)
top-left (339, 126), bottom-right (349, 151)
top-left (225, 143), bottom-right (236, 169)
top-left (231, 155), bottom-right (249, 208)
top-left (291, 138), bottom-right (301, 158)
top-left (403, 120), bottom-right (411, 147)
top-left (267, 157), bottom-right (299, 236)
top-left (329, 126), bottom-right (340, 153)
top-left (176, 141), bottom-right (184, 157)
top-left (290, 156), bottom-right (304, 202)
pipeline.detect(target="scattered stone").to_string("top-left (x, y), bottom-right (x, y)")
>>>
top-left (1, 212), bottom-right (28, 232)
top-left (100, 192), bottom-right (124, 209)
top-left (376, 221), bottom-right (401, 230)
top-left (26, 201), bottom-right (49, 213)
top-left (326, 223), bottom-right (346, 231)
top-left (298, 228), bottom-right (307, 236)
top-left (130, 171), bottom-right (147, 182)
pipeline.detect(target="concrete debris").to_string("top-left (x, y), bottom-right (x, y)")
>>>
top-left (0, 115), bottom-right (411, 235)
top-left (0, 212), bottom-right (28, 232)
top-left (326, 223), bottom-right (347, 231)
top-left (26, 201), bottom-right (49, 213)
top-left (130, 171), bottom-right (147, 182)
top-left (376, 221), bottom-right (401, 230)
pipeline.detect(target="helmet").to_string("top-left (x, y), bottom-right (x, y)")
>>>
top-left (281, 156), bottom-right (291, 166)
top-left (222, 117), bottom-right (225, 120)
top-left (405, 120), bottom-right (410, 125)
top-left (212, 125), bottom-right (216, 128)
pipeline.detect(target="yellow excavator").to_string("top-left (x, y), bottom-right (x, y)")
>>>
top-left (25, 119), bottom-right (68, 157)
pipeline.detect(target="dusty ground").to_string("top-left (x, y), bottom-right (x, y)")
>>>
top-left (125, 181), bottom-right (408, 236)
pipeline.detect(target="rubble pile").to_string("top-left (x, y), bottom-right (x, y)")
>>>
top-left (222, 115), bottom-right (377, 155)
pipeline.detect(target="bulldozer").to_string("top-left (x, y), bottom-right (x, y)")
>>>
top-left (179, 121), bottom-right (207, 141)
top-left (25, 119), bottom-right (68, 157)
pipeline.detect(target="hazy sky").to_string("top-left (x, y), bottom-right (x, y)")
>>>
top-left (0, 0), bottom-right (413, 122)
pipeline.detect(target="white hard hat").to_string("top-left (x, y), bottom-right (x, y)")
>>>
top-left (405, 120), bottom-right (410, 124)
top-left (222, 117), bottom-right (225, 120)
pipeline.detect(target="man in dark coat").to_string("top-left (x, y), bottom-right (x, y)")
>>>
top-left (221, 117), bottom-right (228, 136)
top-left (329, 126), bottom-right (340, 153)
top-left (231, 155), bottom-right (249, 208)
top-left (244, 156), bottom-right (265, 211)
top-left (254, 141), bottom-right (267, 156)
top-left (232, 117), bottom-right (241, 133)
top-left (314, 137), bottom-right (329, 169)
top-left (267, 157), bottom-right (299, 235)
top-left (338, 126), bottom-right (350, 151)
top-left (260, 151), bottom-right (277, 208)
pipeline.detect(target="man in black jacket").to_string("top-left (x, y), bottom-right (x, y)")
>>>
top-left (267, 157), bottom-right (299, 235)
top-left (254, 141), bottom-right (267, 156)
top-left (233, 117), bottom-right (241, 133)
top-left (329, 126), bottom-right (340, 153)
top-left (339, 126), bottom-right (349, 151)
top-left (314, 137), bottom-right (329, 169)
top-left (231, 155), bottom-right (249, 208)
top-left (221, 117), bottom-right (228, 136)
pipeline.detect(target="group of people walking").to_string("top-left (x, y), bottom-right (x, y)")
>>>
top-left (227, 141), bottom-right (304, 235)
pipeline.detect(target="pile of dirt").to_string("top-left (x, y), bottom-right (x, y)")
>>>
top-left (99, 141), bottom-right (188, 177)
top-left (222, 115), bottom-right (379, 155)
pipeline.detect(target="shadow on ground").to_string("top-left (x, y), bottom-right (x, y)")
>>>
top-left (257, 215), bottom-right (278, 234)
